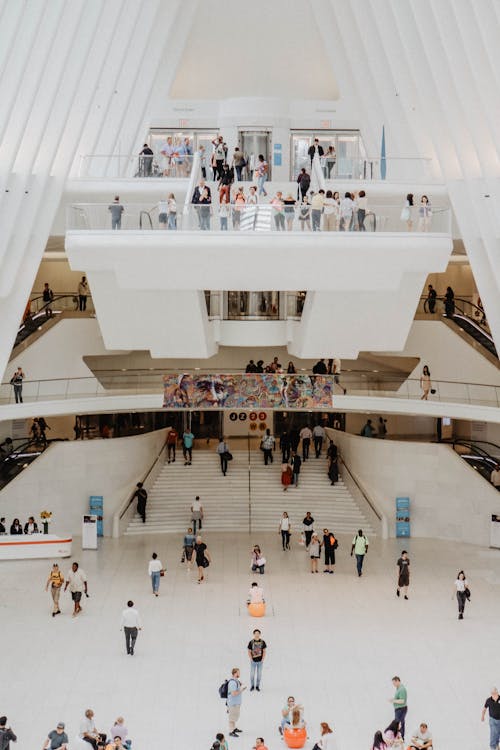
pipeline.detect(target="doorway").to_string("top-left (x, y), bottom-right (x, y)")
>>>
top-left (239, 130), bottom-right (272, 180)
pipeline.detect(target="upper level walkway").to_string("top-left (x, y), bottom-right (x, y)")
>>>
top-left (0, 373), bottom-right (499, 424)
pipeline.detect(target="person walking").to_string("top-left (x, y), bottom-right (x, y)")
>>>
top-left (444, 285), bottom-right (455, 317)
top-left (248, 629), bottom-right (267, 692)
top-left (108, 196), bottom-right (124, 229)
top-left (45, 562), bottom-right (64, 617)
top-left (216, 436), bottom-right (231, 476)
top-left (453, 569), bottom-right (470, 620)
top-left (481, 687), bottom-right (500, 750)
top-left (148, 552), bottom-right (163, 596)
top-left (396, 550), bottom-right (410, 599)
top-left (191, 496), bottom-right (203, 534)
top-left (309, 533), bottom-right (321, 573)
top-left (312, 424), bottom-right (325, 458)
top-left (291, 451), bottom-right (302, 487)
top-left (64, 562), bottom-right (87, 617)
top-left (256, 154), bottom-right (268, 197)
top-left (166, 426), bottom-right (178, 463)
top-left (133, 482), bottom-right (147, 523)
top-left (182, 427), bottom-right (195, 465)
top-left (322, 529), bottom-right (338, 574)
top-left (351, 529), bottom-right (369, 577)
top-left (289, 428), bottom-right (300, 454)
top-left (120, 600), bottom-right (142, 656)
top-left (389, 676), bottom-right (408, 739)
top-left (300, 425), bottom-right (312, 460)
top-left (0, 717), bottom-right (17, 750)
top-left (302, 512), bottom-right (315, 548)
top-left (279, 430), bottom-right (291, 462)
top-left (182, 527), bottom-right (196, 570)
top-left (260, 428), bottom-right (275, 466)
top-left (78, 276), bottom-right (89, 311)
top-left (194, 535), bottom-right (211, 584)
top-left (297, 168), bottom-right (310, 200)
top-left (281, 462), bottom-right (292, 492)
top-left (227, 667), bottom-right (246, 737)
top-left (43, 721), bottom-right (68, 750)
top-left (279, 512), bottom-right (291, 550)
top-left (10, 366), bottom-right (25, 404)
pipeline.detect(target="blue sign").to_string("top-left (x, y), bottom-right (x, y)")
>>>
top-left (89, 495), bottom-right (104, 537)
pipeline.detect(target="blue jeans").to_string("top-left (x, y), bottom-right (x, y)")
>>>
top-left (311, 209), bottom-right (321, 231)
top-left (112, 218), bottom-right (121, 229)
top-left (220, 217), bottom-right (228, 230)
top-left (257, 175), bottom-right (267, 195)
top-left (489, 716), bottom-right (500, 749)
top-left (167, 213), bottom-right (177, 230)
top-left (250, 660), bottom-right (263, 688)
top-left (355, 554), bottom-right (365, 575)
top-left (394, 706), bottom-right (407, 739)
top-left (200, 210), bottom-right (210, 230)
top-left (151, 571), bottom-right (160, 593)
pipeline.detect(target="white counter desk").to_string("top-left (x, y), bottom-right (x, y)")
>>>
top-left (0, 534), bottom-right (72, 560)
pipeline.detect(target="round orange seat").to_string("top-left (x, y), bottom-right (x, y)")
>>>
top-left (248, 601), bottom-right (266, 617)
top-left (283, 727), bottom-right (307, 748)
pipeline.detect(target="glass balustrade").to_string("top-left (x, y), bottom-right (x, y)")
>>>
top-left (1, 374), bottom-right (499, 407)
top-left (67, 202), bottom-right (451, 233)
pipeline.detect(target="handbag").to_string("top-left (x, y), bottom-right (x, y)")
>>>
top-left (202, 557), bottom-right (210, 568)
top-left (223, 451), bottom-right (233, 461)
top-left (160, 569), bottom-right (165, 577)
top-left (430, 388), bottom-right (436, 394)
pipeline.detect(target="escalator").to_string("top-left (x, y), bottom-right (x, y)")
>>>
top-left (0, 438), bottom-right (50, 490)
top-left (447, 439), bottom-right (500, 485)
top-left (422, 295), bottom-right (498, 360)
top-left (14, 293), bottom-right (92, 350)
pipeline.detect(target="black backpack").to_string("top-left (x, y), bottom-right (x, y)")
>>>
top-left (219, 679), bottom-right (230, 699)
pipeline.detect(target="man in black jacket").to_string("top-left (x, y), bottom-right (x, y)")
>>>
top-left (133, 482), bottom-right (147, 524)
top-left (0, 716), bottom-right (17, 750)
top-left (291, 451), bottom-right (302, 487)
top-left (308, 139), bottom-right (324, 165)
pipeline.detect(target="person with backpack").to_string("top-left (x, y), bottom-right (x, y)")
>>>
top-left (216, 436), bottom-right (231, 476)
top-left (322, 528), bottom-right (338, 574)
top-left (225, 667), bottom-right (246, 737)
top-left (351, 529), bottom-right (369, 577)
top-left (296, 168), bottom-right (310, 200)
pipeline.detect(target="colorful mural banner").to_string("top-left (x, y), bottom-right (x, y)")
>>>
top-left (163, 373), bottom-right (334, 410)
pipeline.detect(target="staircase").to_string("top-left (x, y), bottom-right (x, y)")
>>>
top-left (125, 449), bottom-right (375, 536)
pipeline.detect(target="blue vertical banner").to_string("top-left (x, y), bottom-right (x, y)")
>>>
top-left (273, 143), bottom-right (282, 167)
top-left (89, 495), bottom-right (104, 537)
top-left (380, 125), bottom-right (386, 180)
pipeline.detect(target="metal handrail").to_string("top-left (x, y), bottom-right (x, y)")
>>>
top-left (339, 454), bottom-right (382, 522)
top-left (118, 441), bottom-right (168, 521)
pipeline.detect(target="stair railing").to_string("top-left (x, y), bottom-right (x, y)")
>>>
top-left (247, 433), bottom-right (252, 533)
top-left (113, 429), bottom-right (169, 537)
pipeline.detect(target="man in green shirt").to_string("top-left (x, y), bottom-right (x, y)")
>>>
top-left (350, 529), bottom-right (368, 577)
top-left (390, 676), bottom-right (408, 739)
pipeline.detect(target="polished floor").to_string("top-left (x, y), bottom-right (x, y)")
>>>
top-left (2, 531), bottom-right (499, 749)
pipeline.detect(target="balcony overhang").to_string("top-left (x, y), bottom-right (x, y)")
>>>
top-left (66, 230), bottom-right (452, 291)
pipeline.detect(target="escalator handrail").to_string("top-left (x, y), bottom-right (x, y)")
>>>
top-left (420, 294), bottom-right (491, 330)
top-left (446, 438), bottom-right (500, 463)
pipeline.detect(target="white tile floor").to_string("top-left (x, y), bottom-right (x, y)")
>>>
top-left (1, 531), bottom-right (499, 749)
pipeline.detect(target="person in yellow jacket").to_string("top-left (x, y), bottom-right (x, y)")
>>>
top-left (45, 563), bottom-right (64, 617)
